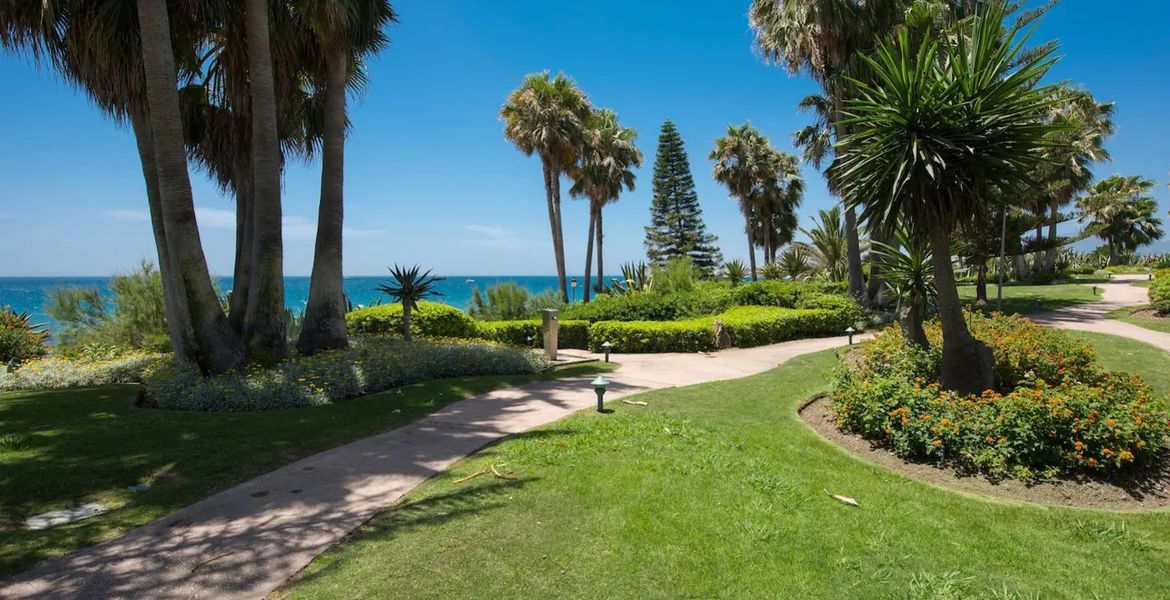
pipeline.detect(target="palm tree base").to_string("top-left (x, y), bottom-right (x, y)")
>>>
top-left (940, 337), bottom-right (995, 395)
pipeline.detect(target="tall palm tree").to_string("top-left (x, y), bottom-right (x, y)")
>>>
top-left (710, 123), bottom-right (771, 281)
top-left (500, 72), bottom-right (592, 303)
top-left (832, 6), bottom-right (1058, 394)
top-left (569, 108), bottom-right (642, 302)
top-left (296, 0), bottom-right (397, 354)
top-left (1035, 88), bottom-right (1114, 273)
top-left (798, 206), bottom-right (849, 282)
top-left (751, 149), bottom-right (803, 263)
top-left (1078, 175), bottom-right (1164, 265)
top-left (751, 0), bottom-right (909, 301)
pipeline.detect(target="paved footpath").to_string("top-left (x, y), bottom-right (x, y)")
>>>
top-left (1, 335), bottom-right (857, 600)
top-left (1031, 274), bottom-right (1170, 352)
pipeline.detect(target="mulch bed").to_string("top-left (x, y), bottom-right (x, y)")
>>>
top-left (800, 394), bottom-right (1170, 510)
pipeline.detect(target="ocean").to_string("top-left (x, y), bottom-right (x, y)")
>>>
top-left (0, 275), bottom-right (607, 333)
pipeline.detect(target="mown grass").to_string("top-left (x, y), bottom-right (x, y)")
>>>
top-left (1106, 305), bottom-right (1170, 335)
top-left (0, 362), bottom-right (613, 578)
top-left (958, 282), bottom-right (1100, 315)
top-left (280, 335), bottom-right (1170, 600)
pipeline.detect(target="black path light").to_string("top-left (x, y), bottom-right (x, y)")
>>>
top-left (846, 326), bottom-right (856, 345)
top-left (592, 375), bottom-right (609, 412)
top-left (571, 277), bottom-right (578, 303)
top-left (601, 341), bottom-right (613, 362)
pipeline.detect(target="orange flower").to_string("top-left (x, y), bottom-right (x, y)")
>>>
top-left (1074, 441), bottom-right (1084, 452)
top-left (932, 439), bottom-right (942, 447)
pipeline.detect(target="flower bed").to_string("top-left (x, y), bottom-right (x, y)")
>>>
top-left (144, 337), bottom-right (548, 412)
top-left (831, 313), bottom-right (1170, 479)
top-left (0, 352), bottom-right (168, 391)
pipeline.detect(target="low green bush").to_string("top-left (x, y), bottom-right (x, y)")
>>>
top-left (145, 337), bottom-right (548, 412)
top-left (46, 261), bottom-right (172, 354)
top-left (795, 292), bottom-right (862, 324)
top-left (0, 308), bottom-right (48, 365)
top-left (831, 313), bottom-right (1170, 479)
top-left (717, 306), bottom-right (852, 348)
top-left (0, 352), bottom-right (168, 391)
top-left (728, 280), bottom-right (847, 308)
top-left (1150, 275), bottom-right (1170, 315)
top-left (561, 290), bottom-right (730, 322)
top-left (587, 319), bottom-right (716, 353)
top-left (474, 319), bottom-right (590, 349)
top-left (346, 301), bottom-right (477, 338)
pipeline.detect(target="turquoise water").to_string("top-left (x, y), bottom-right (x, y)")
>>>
top-left (0, 275), bottom-right (608, 333)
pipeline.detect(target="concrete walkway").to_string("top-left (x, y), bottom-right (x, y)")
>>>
top-left (0, 335), bottom-right (857, 600)
top-left (1031, 274), bottom-right (1170, 352)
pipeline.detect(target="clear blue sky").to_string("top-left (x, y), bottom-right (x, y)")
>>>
top-left (1, 0), bottom-right (1167, 276)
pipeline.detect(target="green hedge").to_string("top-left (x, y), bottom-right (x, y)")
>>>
top-left (560, 290), bottom-right (730, 322)
top-left (474, 319), bottom-right (590, 349)
top-left (717, 306), bottom-right (853, 348)
top-left (587, 318), bottom-right (716, 353)
top-left (1150, 275), bottom-right (1170, 315)
top-left (345, 301), bottom-right (477, 338)
top-left (728, 280), bottom-right (848, 308)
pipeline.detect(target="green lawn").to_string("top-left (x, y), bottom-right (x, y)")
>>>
top-left (1105, 305), bottom-right (1170, 335)
top-left (0, 362), bottom-right (612, 578)
top-left (958, 282), bottom-right (1100, 315)
top-left (280, 334), bottom-right (1170, 600)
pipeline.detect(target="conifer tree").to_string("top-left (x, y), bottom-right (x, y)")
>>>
top-left (643, 120), bottom-right (723, 273)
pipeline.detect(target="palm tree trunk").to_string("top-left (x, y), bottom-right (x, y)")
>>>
top-left (1042, 195), bottom-right (1060, 273)
top-left (298, 46), bottom-right (349, 354)
top-left (229, 162), bottom-right (253, 333)
top-left (542, 160), bottom-right (569, 303)
top-left (129, 110), bottom-right (188, 358)
top-left (242, 0), bottom-right (288, 363)
top-left (866, 229), bottom-right (889, 306)
top-left (975, 262), bottom-right (989, 304)
top-left (927, 217), bottom-right (994, 395)
top-left (583, 204), bottom-right (597, 303)
top-left (402, 303), bottom-right (412, 341)
top-left (595, 208), bottom-right (605, 294)
top-left (746, 227), bottom-right (758, 281)
top-left (1108, 238), bottom-right (1119, 266)
top-left (899, 294), bottom-right (929, 350)
top-left (844, 207), bottom-right (866, 300)
top-left (136, 0), bottom-right (245, 374)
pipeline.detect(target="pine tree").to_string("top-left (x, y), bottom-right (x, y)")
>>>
top-left (644, 120), bottom-right (723, 273)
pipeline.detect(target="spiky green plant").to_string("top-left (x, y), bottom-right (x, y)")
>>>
top-left (722, 260), bottom-right (748, 287)
top-left (375, 265), bottom-right (446, 341)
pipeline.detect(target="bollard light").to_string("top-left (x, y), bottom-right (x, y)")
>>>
top-left (526, 335), bottom-right (535, 348)
top-left (591, 375), bottom-right (609, 412)
top-left (1035, 298), bottom-right (1042, 310)
top-left (1093, 285), bottom-right (1098, 296)
top-left (601, 341), bottom-right (613, 362)
top-left (846, 326), bottom-right (856, 345)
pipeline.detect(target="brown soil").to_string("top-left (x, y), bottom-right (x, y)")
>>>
top-left (799, 394), bottom-right (1170, 511)
top-left (1130, 308), bottom-right (1170, 321)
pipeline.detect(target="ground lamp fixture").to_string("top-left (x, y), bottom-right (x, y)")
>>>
top-left (601, 341), bottom-right (613, 363)
top-left (571, 278), bottom-right (578, 302)
top-left (1093, 286), bottom-right (1098, 296)
top-left (846, 326), bottom-right (856, 345)
top-left (591, 376), bottom-right (609, 412)
top-left (526, 335), bottom-right (535, 347)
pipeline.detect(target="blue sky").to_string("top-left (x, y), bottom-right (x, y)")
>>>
top-left (0, 0), bottom-right (1167, 277)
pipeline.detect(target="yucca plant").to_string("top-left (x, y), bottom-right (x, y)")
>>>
top-left (0, 307), bottom-right (48, 367)
top-left (614, 262), bottom-right (653, 295)
top-left (375, 265), bottom-right (446, 341)
top-left (722, 260), bottom-right (748, 287)
top-left (871, 229), bottom-right (937, 348)
top-left (831, 5), bottom-right (1059, 393)
top-left (777, 246), bottom-right (813, 280)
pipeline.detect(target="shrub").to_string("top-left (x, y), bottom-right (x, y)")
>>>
top-left (0, 308), bottom-right (48, 365)
top-left (475, 319), bottom-right (590, 349)
top-left (0, 352), bottom-right (168, 391)
top-left (561, 290), bottom-right (729, 322)
top-left (588, 319), bottom-right (716, 353)
top-left (728, 280), bottom-right (847, 308)
top-left (795, 293), bottom-right (863, 325)
top-left (145, 337), bottom-right (549, 412)
top-left (717, 306), bottom-right (852, 348)
top-left (651, 257), bottom-right (700, 295)
top-left (1150, 275), bottom-right (1170, 315)
top-left (346, 301), bottom-right (477, 338)
top-left (46, 261), bottom-right (171, 353)
top-left (831, 313), bottom-right (1170, 479)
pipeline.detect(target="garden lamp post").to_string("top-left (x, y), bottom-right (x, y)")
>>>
top-left (846, 326), bottom-right (856, 345)
top-left (601, 341), bottom-right (613, 362)
top-left (591, 376), bottom-right (609, 412)
top-left (571, 278), bottom-right (578, 303)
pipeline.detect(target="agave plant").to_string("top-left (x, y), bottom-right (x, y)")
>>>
top-left (0, 307), bottom-right (49, 366)
top-left (870, 230), bottom-right (936, 348)
top-left (614, 262), bottom-right (653, 295)
top-left (722, 260), bottom-right (748, 287)
top-left (375, 265), bottom-right (446, 341)
top-left (776, 246), bottom-right (812, 281)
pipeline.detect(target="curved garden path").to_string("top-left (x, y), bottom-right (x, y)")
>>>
top-left (1031, 274), bottom-right (1170, 352)
top-left (0, 335), bottom-right (859, 600)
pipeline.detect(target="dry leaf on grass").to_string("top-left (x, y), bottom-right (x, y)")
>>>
top-left (824, 489), bottom-right (859, 507)
top-left (621, 399), bottom-right (648, 406)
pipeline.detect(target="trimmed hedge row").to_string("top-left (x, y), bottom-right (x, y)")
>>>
top-left (559, 280), bottom-right (852, 323)
top-left (346, 302), bottom-right (477, 338)
top-left (1151, 270), bottom-right (1170, 314)
top-left (718, 306), bottom-right (855, 348)
top-left (728, 280), bottom-right (848, 310)
top-left (587, 318), bottom-right (717, 353)
top-left (474, 319), bottom-right (590, 349)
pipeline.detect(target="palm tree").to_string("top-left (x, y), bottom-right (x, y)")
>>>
top-left (710, 123), bottom-right (771, 281)
top-left (751, 149), bottom-right (804, 264)
top-left (296, 0), bottom-right (397, 354)
top-left (832, 6), bottom-right (1058, 393)
top-left (750, 0), bottom-right (909, 302)
top-left (500, 72), bottom-right (592, 303)
top-left (1035, 88), bottom-right (1114, 274)
top-left (375, 265), bottom-right (445, 341)
top-left (871, 229), bottom-right (935, 348)
top-left (722, 259), bottom-right (748, 286)
top-left (799, 207), bottom-right (849, 282)
top-left (776, 245), bottom-right (813, 280)
top-left (1078, 176), bottom-right (1165, 265)
top-left (569, 108), bottom-right (642, 302)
